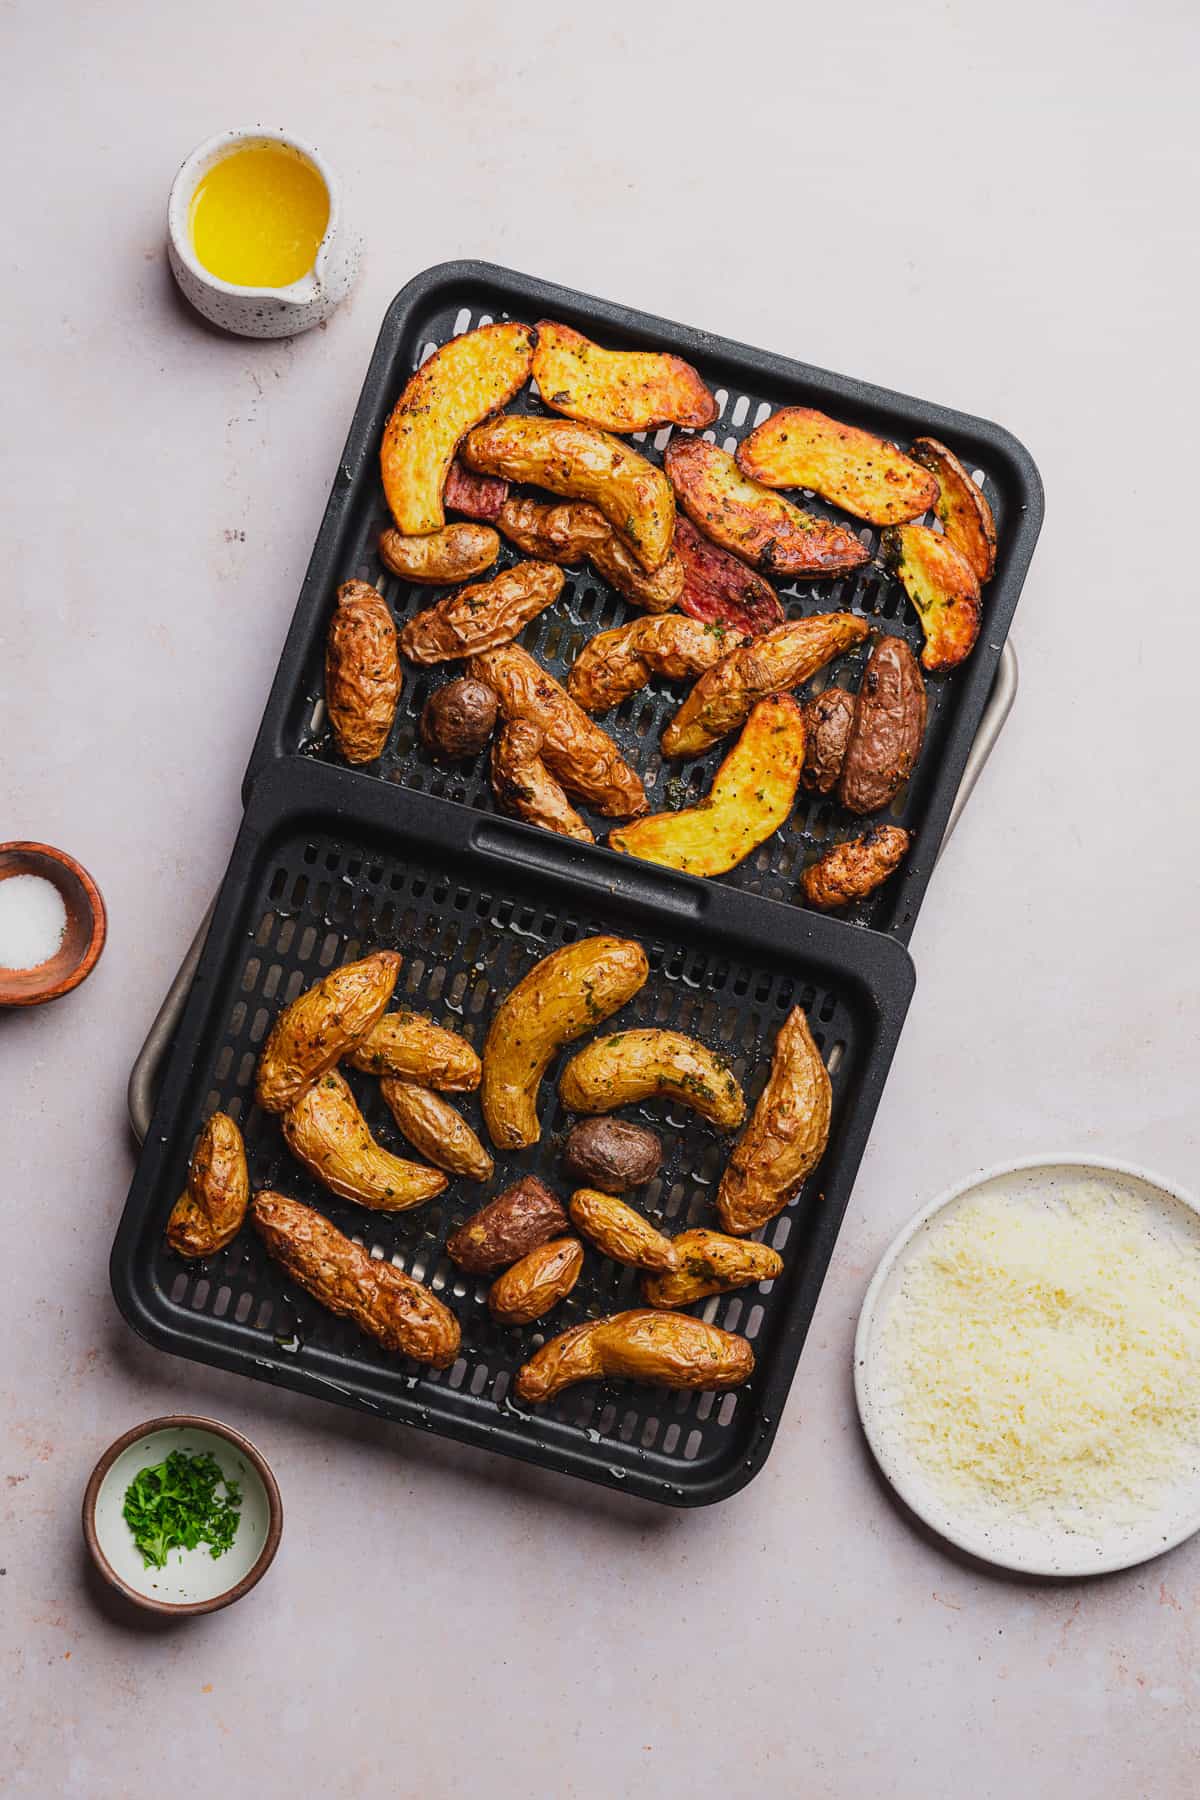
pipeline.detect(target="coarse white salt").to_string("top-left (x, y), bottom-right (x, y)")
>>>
top-left (0, 873), bottom-right (68, 969)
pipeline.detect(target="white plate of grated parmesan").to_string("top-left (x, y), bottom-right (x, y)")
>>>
top-left (855, 1157), bottom-right (1200, 1576)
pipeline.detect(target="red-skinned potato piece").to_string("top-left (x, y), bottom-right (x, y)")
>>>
top-left (673, 516), bottom-right (784, 637)
top-left (443, 458), bottom-right (510, 522)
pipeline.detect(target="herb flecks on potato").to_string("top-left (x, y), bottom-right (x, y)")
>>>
top-left (283, 1068), bottom-right (446, 1210)
top-left (884, 524), bottom-right (982, 671)
top-left (717, 1006), bottom-right (831, 1235)
top-left (166, 1112), bottom-right (249, 1259)
top-left (802, 825), bottom-right (910, 911)
top-left (398, 561), bottom-right (564, 665)
top-left (515, 1310), bottom-right (754, 1402)
top-left (737, 407), bottom-right (938, 527)
top-left (665, 438), bottom-right (868, 577)
top-left (378, 523), bottom-right (500, 586)
top-left (559, 1028), bottom-right (745, 1130)
top-left (533, 320), bottom-right (716, 433)
top-left (256, 951), bottom-right (401, 1115)
top-left (325, 581), bottom-right (401, 766)
top-left (911, 438), bottom-right (997, 584)
top-left (642, 1228), bottom-right (782, 1308)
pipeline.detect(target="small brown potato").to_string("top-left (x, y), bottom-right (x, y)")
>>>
top-left (481, 936), bottom-right (649, 1149)
top-left (661, 613), bottom-right (870, 758)
top-left (443, 458), bottom-right (510, 521)
top-left (378, 1077), bottom-right (494, 1181)
top-left (380, 322), bottom-right (534, 536)
top-left (398, 561), bottom-right (564, 665)
top-left (326, 581), bottom-right (401, 765)
top-left (469, 645), bottom-right (647, 818)
top-left (838, 637), bottom-right (927, 815)
top-left (665, 438), bottom-right (868, 577)
top-left (800, 686), bottom-right (855, 793)
top-left (283, 1069), bottom-right (447, 1210)
top-left (802, 825), bottom-right (911, 911)
top-left (610, 695), bottom-right (805, 878)
top-left (568, 1188), bottom-right (677, 1273)
top-left (561, 1118), bottom-right (663, 1193)
top-left (514, 1309), bottom-right (754, 1402)
top-left (496, 497), bottom-right (684, 611)
top-left (463, 414), bottom-right (675, 572)
top-left (252, 1191), bottom-right (459, 1366)
top-left (559, 1029), bottom-right (745, 1130)
top-left (490, 718), bottom-right (594, 842)
top-left (717, 1006), bottom-right (832, 1235)
top-left (911, 438), bottom-right (997, 583)
top-left (348, 1009), bottom-right (481, 1092)
top-left (884, 524), bottom-right (982, 671)
top-left (736, 407), bottom-right (939, 526)
top-left (378, 523), bottom-right (500, 585)
top-left (642, 1228), bottom-right (782, 1308)
top-left (419, 677), bottom-right (498, 761)
top-left (166, 1112), bottom-right (249, 1258)
top-left (446, 1176), bottom-right (569, 1273)
top-left (532, 319), bottom-right (716, 432)
top-left (673, 516), bottom-right (784, 636)
top-left (256, 950), bottom-right (401, 1114)
top-left (567, 613), bottom-right (744, 716)
top-left (488, 1237), bottom-right (583, 1325)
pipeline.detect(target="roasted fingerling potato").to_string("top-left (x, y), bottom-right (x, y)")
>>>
top-left (348, 1008), bottom-right (481, 1091)
top-left (378, 523), bottom-right (500, 586)
top-left (642, 1228), bottom-right (782, 1308)
top-left (446, 1177), bottom-right (569, 1273)
top-left (379, 1077), bottom-right (494, 1181)
top-left (717, 1006), bottom-right (832, 1235)
top-left (398, 561), bottom-right (565, 665)
top-left (661, 613), bottom-right (870, 758)
top-left (463, 414), bottom-right (675, 572)
top-left (568, 1188), bottom-right (678, 1273)
top-left (665, 438), bottom-right (868, 577)
top-left (419, 677), bottom-right (499, 761)
top-left (567, 614), bottom-right (745, 716)
top-left (802, 825), bottom-right (911, 911)
top-left (283, 1068), bottom-right (447, 1210)
top-left (494, 496), bottom-right (685, 611)
top-left (380, 321), bottom-right (535, 536)
top-left (488, 1237), bottom-right (584, 1326)
top-left (837, 636), bottom-right (927, 815)
top-left (800, 686), bottom-right (855, 793)
top-left (252, 1191), bottom-right (460, 1367)
top-left (736, 407), bottom-right (939, 526)
top-left (325, 581), bottom-right (401, 765)
top-left (481, 936), bottom-right (650, 1149)
top-left (166, 1112), bottom-right (249, 1258)
top-left (256, 950), bottom-right (401, 1114)
top-left (514, 1310), bottom-right (754, 1402)
top-left (559, 1029), bottom-right (745, 1130)
top-left (469, 644), bottom-right (647, 818)
top-left (490, 718), bottom-right (594, 842)
top-left (561, 1118), bottom-right (663, 1193)
top-left (532, 320), bottom-right (716, 432)
top-left (884, 524), bottom-right (982, 671)
top-left (673, 516), bottom-right (784, 636)
top-left (911, 438), bottom-right (997, 583)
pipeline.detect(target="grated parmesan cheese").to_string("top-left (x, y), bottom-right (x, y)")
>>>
top-left (875, 1179), bottom-right (1200, 1532)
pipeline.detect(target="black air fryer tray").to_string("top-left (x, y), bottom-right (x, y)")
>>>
top-left (112, 759), bottom-right (914, 1506)
top-left (247, 260), bottom-right (1043, 940)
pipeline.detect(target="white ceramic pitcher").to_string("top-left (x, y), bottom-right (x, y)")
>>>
top-left (167, 127), bottom-right (361, 339)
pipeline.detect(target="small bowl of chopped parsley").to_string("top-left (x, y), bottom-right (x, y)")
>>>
top-left (82, 1416), bottom-right (281, 1614)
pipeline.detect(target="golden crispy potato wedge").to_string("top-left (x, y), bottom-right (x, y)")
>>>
top-left (665, 438), bottom-right (868, 577)
top-left (481, 937), bottom-right (649, 1150)
top-left (884, 524), bottom-right (982, 670)
top-left (569, 1188), bottom-right (678, 1273)
top-left (559, 1029), bottom-right (745, 1130)
top-left (567, 613), bottom-right (743, 715)
top-left (398, 561), bottom-right (564, 665)
top-left (610, 695), bottom-right (805, 877)
top-left (166, 1112), bottom-right (249, 1259)
top-left (802, 824), bottom-right (910, 911)
top-left (380, 322), bottom-right (534, 536)
top-left (737, 407), bottom-right (939, 526)
top-left (326, 581), bottom-right (401, 765)
top-left (642, 1228), bottom-right (782, 1308)
top-left (533, 320), bottom-right (716, 432)
top-left (256, 950), bottom-right (401, 1114)
top-left (717, 1006), bottom-right (831, 1235)
top-left (661, 612), bottom-right (869, 758)
top-left (378, 523), bottom-right (500, 585)
top-left (673, 516), bottom-right (784, 635)
top-left (488, 1237), bottom-right (584, 1326)
top-left (378, 1078), bottom-right (494, 1181)
top-left (515, 1309), bottom-right (753, 1402)
top-left (469, 644), bottom-right (647, 818)
top-left (496, 496), bottom-right (684, 611)
top-left (348, 1009), bottom-right (480, 1091)
top-left (463, 415), bottom-right (675, 571)
top-left (911, 437), bottom-right (996, 583)
top-left (252, 1192), bottom-right (460, 1366)
top-left (490, 718), bottom-right (594, 842)
top-left (283, 1069), bottom-right (447, 1210)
